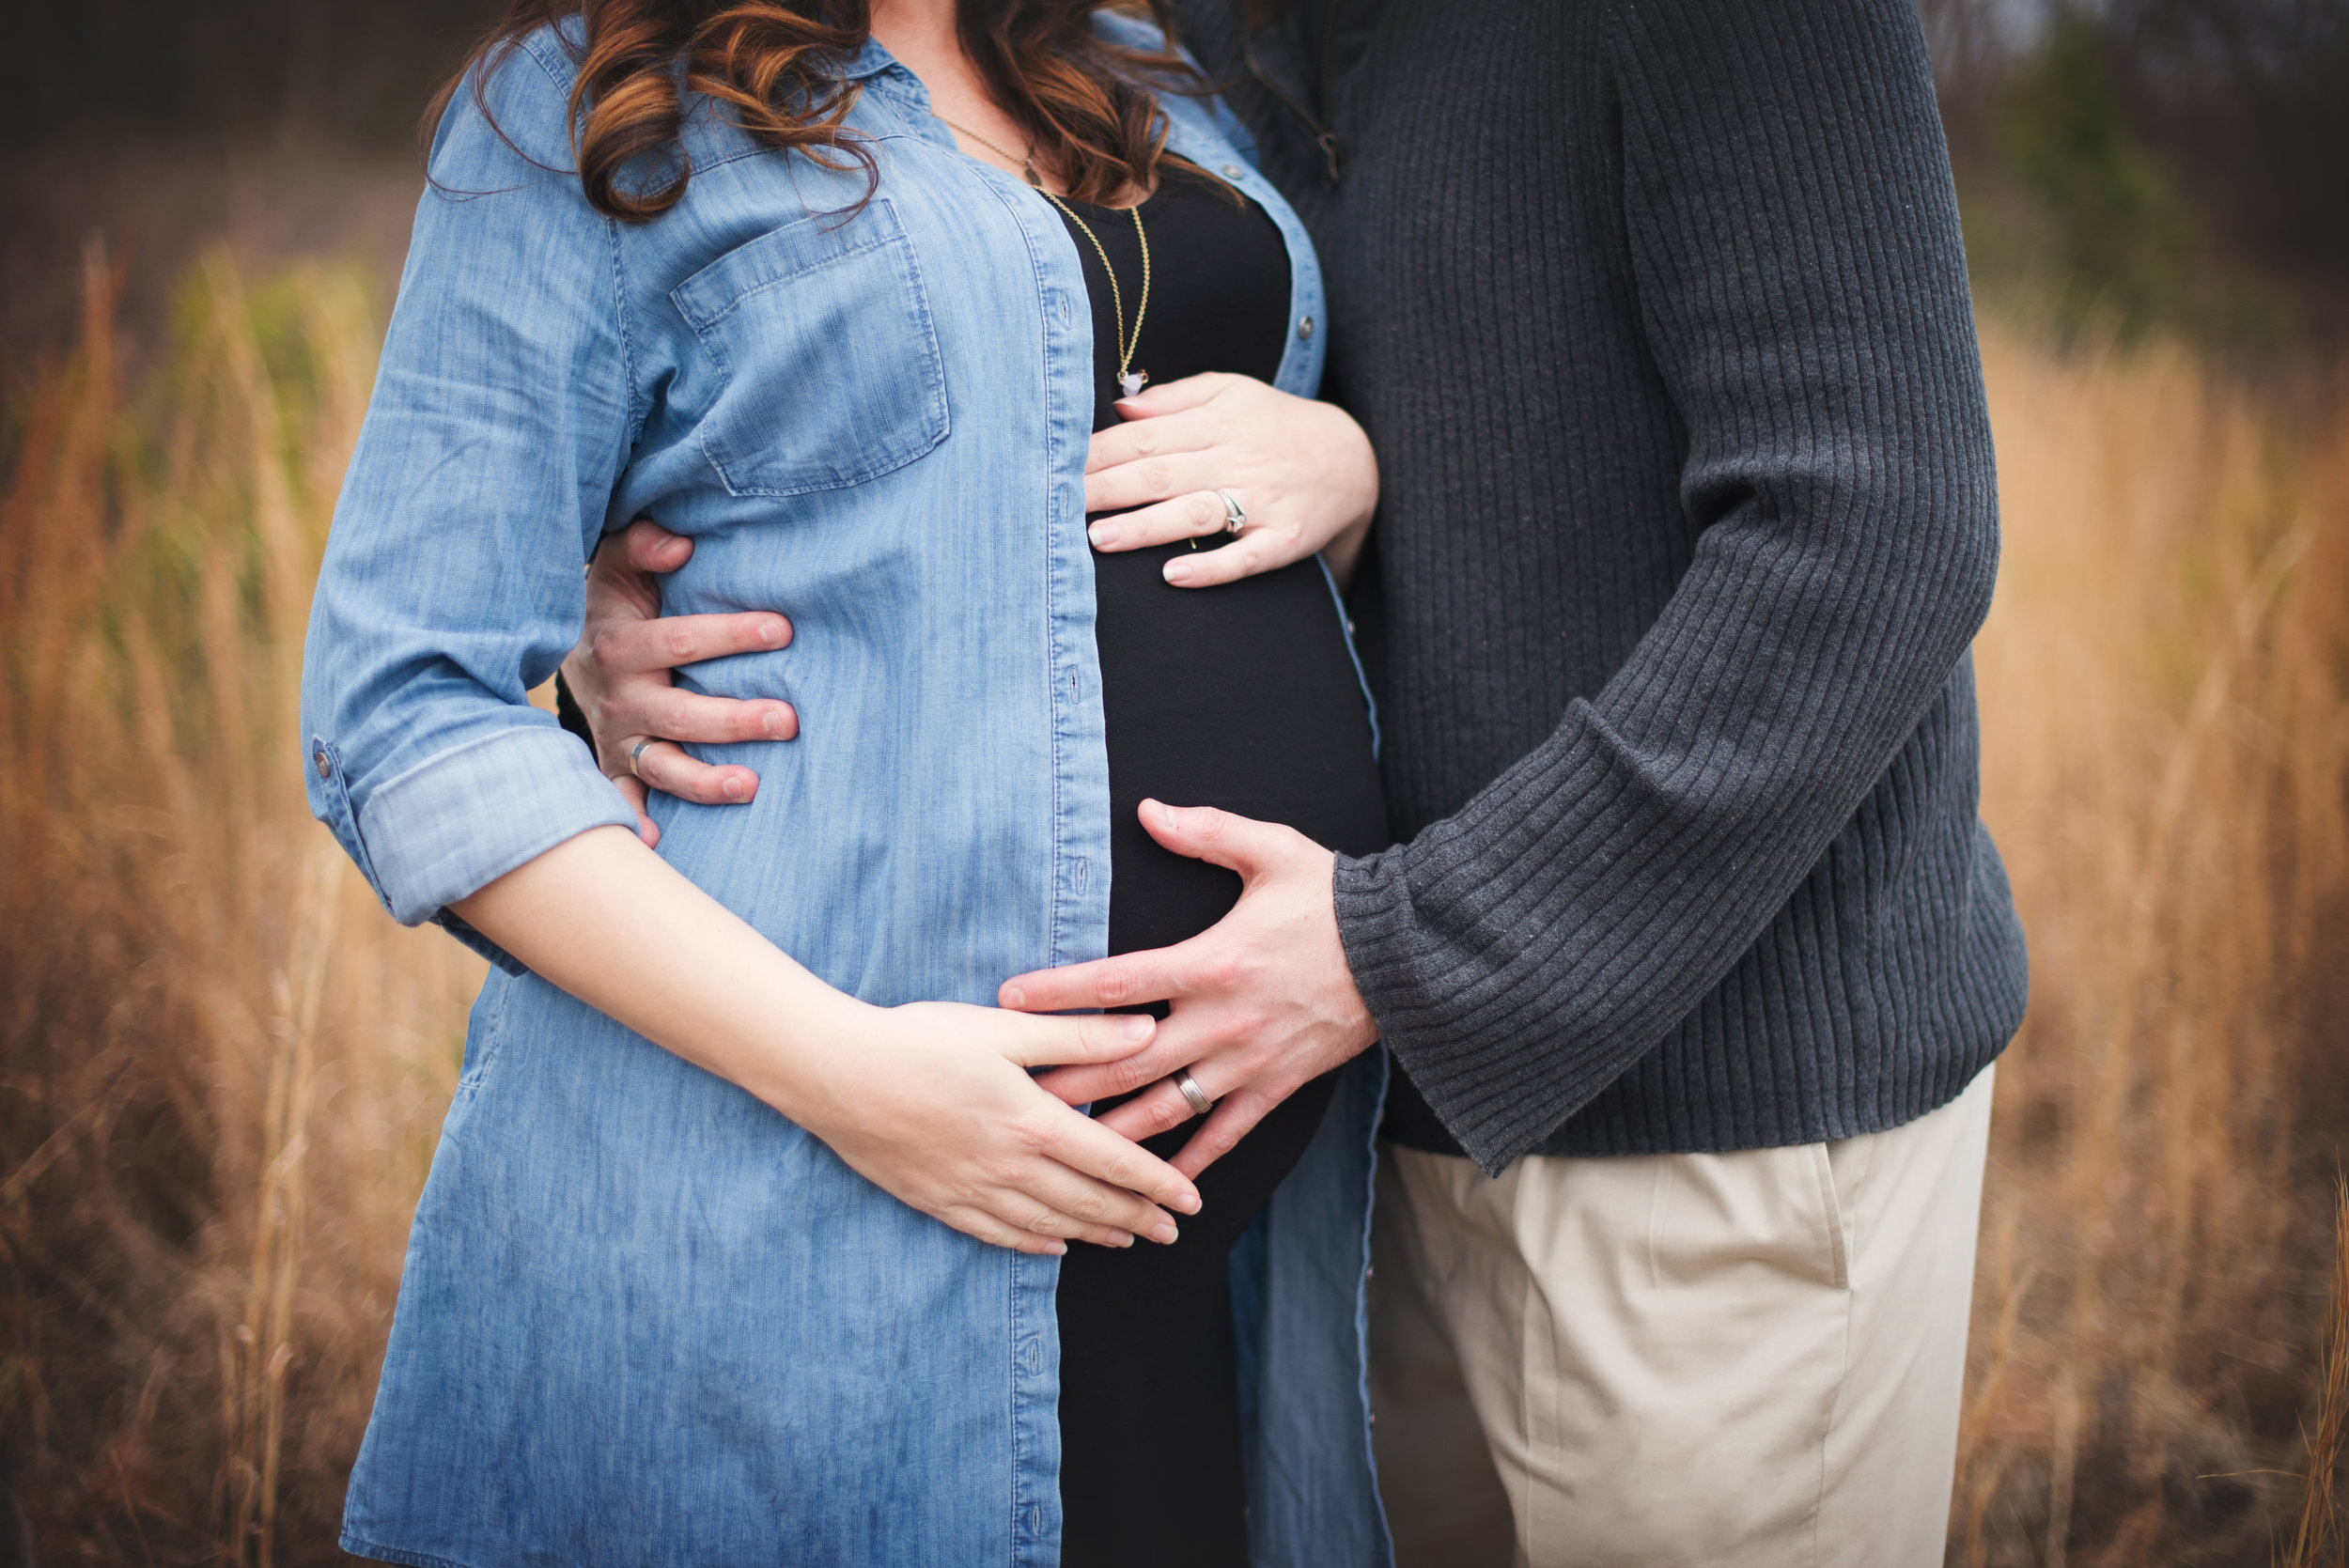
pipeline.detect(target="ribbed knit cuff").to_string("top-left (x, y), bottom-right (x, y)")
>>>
top-left (1336, 846), bottom-right (1559, 1174)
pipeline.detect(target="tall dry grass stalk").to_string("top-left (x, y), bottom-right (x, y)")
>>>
top-left (1962, 320), bottom-right (2349, 1565)
top-left (1, 253), bottom-right (2345, 1562)
top-left (0, 247), bottom-right (481, 1560)
top-left (2281, 1178), bottom-right (2349, 1568)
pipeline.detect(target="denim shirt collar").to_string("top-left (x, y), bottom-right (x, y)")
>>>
top-left (836, 34), bottom-right (905, 84)
top-left (830, 25), bottom-right (1327, 403)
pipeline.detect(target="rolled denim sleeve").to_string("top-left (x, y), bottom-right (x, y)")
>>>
top-left (300, 39), bottom-right (639, 960)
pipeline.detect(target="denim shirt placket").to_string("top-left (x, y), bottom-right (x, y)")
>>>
top-left (857, 54), bottom-right (1111, 1566)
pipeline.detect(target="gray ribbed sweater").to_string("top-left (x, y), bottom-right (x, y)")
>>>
top-left (1174, 0), bottom-right (2030, 1172)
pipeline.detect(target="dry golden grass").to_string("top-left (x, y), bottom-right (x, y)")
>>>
top-left (1964, 323), bottom-right (2349, 1565)
top-left (1, 248), bottom-right (482, 1561)
top-left (1, 254), bottom-right (2345, 1563)
top-left (2284, 1180), bottom-right (2349, 1568)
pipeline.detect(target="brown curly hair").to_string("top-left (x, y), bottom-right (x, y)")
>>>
top-left (428, 0), bottom-right (1201, 221)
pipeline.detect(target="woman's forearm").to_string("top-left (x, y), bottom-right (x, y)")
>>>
top-left (449, 825), bottom-right (854, 1120)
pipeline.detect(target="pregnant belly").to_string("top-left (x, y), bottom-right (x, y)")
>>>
top-left (1091, 540), bottom-right (1391, 957)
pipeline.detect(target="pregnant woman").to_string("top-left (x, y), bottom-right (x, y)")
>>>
top-left (302, 1), bottom-right (1390, 1564)
top-left (568, 171), bottom-right (1386, 1568)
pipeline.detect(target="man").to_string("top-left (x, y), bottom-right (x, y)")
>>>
top-left (565, 0), bottom-right (2027, 1560)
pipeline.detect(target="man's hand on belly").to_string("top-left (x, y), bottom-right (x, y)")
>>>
top-left (1003, 801), bottom-right (1380, 1179)
top-left (566, 519), bottom-right (799, 843)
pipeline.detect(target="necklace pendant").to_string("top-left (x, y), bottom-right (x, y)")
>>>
top-left (1119, 370), bottom-right (1148, 398)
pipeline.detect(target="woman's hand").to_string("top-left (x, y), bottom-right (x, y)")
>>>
top-left (793, 1001), bottom-right (1203, 1255)
top-left (1083, 373), bottom-right (1378, 589)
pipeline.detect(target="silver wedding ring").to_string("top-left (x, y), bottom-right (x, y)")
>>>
top-left (629, 737), bottom-right (657, 778)
top-left (1215, 489), bottom-right (1246, 536)
top-left (1173, 1067), bottom-right (1214, 1119)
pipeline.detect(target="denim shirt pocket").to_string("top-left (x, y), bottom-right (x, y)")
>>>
top-left (670, 195), bottom-right (950, 497)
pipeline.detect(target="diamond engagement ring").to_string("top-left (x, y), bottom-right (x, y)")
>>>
top-left (1173, 1068), bottom-right (1214, 1119)
top-left (1215, 489), bottom-right (1246, 536)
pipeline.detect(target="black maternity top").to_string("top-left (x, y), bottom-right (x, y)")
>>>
top-left (1050, 165), bottom-right (1391, 1568)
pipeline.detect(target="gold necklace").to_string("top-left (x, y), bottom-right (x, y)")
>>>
top-left (934, 113), bottom-right (1152, 397)
top-left (930, 113), bottom-right (1042, 188)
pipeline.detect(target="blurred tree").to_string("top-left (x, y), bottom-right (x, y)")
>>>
top-left (2107, 0), bottom-right (2349, 295)
top-left (1, 0), bottom-right (507, 151)
top-left (1944, 5), bottom-right (2301, 349)
top-left (1933, 0), bottom-right (2344, 347)
top-left (1991, 12), bottom-right (2207, 337)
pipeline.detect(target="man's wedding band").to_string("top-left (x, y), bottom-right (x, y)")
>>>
top-left (1216, 489), bottom-right (1246, 536)
top-left (629, 738), bottom-right (657, 777)
top-left (1174, 1068), bottom-right (1214, 1119)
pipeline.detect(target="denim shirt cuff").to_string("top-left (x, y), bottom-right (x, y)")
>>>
top-left (357, 724), bottom-right (638, 929)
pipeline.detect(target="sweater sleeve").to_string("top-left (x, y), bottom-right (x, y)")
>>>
top-left (1330, 0), bottom-right (1999, 1172)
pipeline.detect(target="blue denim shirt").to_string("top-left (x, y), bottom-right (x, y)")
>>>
top-left (302, 15), bottom-right (1389, 1566)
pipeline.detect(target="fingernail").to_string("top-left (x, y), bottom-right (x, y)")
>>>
top-left (1110, 1231), bottom-right (1135, 1248)
top-left (1090, 521), bottom-right (1122, 548)
top-left (1176, 1189), bottom-right (1202, 1215)
top-left (1002, 986), bottom-right (1026, 1008)
top-left (722, 776), bottom-right (747, 802)
top-left (1044, 1241), bottom-right (1067, 1256)
top-left (1163, 559), bottom-right (1194, 584)
top-left (757, 617), bottom-right (786, 645)
top-left (1149, 1221), bottom-right (1179, 1245)
top-left (1115, 1015), bottom-right (1154, 1043)
top-left (762, 710), bottom-right (788, 739)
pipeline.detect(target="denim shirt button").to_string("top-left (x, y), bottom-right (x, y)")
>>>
top-left (1220, 162), bottom-right (1245, 180)
top-left (1297, 314), bottom-right (1315, 341)
top-left (314, 747), bottom-right (332, 779)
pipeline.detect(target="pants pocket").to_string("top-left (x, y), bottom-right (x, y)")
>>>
top-left (1809, 1141), bottom-right (1853, 1292)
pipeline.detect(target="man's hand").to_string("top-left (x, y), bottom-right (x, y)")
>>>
top-left (999, 802), bottom-right (1380, 1179)
top-left (566, 519), bottom-right (799, 846)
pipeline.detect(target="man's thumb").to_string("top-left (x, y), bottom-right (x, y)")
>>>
top-left (1138, 800), bottom-right (1283, 874)
top-left (621, 517), bottom-right (693, 574)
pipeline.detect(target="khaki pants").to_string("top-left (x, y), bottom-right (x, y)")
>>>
top-left (1370, 1065), bottom-right (1995, 1568)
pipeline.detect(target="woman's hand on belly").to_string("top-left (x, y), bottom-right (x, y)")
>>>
top-left (1082, 374), bottom-right (1379, 590)
top-left (449, 827), bottom-right (1203, 1254)
top-left (801, 1001), bottom-right (1200, 1253)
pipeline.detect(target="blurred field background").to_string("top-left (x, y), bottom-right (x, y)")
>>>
top-left (4, 1), bottom-right (2348, 1563)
